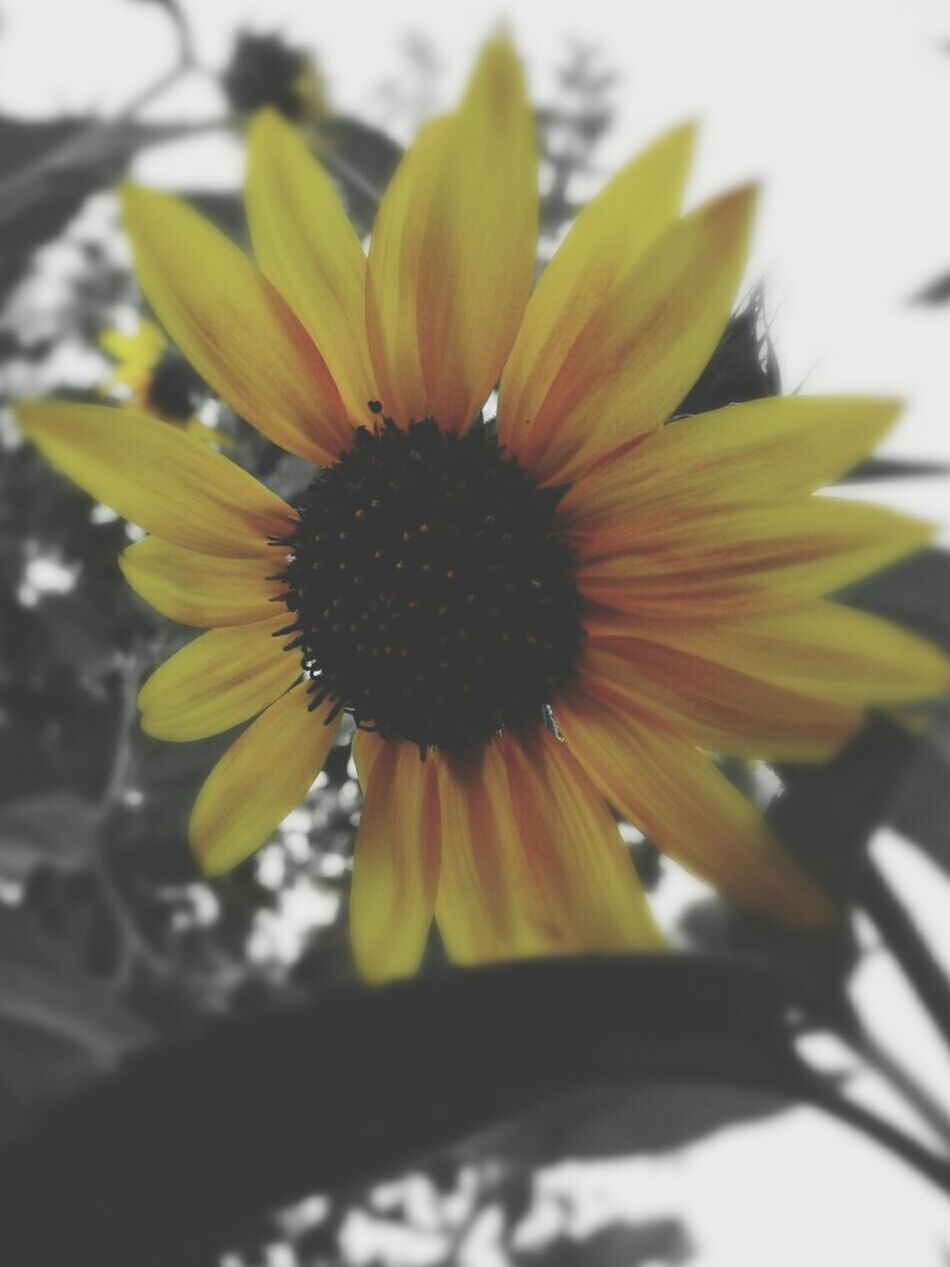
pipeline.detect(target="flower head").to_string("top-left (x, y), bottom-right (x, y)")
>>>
top-left (18, 36), bottom-right (949, 980)
top-left (221, 30), bottom-right (327, 124)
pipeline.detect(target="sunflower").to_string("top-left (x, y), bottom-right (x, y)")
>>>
top-left (100, 317), bottom-right (226, 446)
top-left (221, 30), bottom-right (328, 125)
top-left (18, 37), bottom-right (948, 981)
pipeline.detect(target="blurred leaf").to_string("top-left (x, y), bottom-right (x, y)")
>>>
top-left (0, 955), bottom-right (820, 1266)
top-left (673, 288), bottom-right (779, 417)
top-left (769, 715), bottom-right (921, 903)
top-left (0, 114), bottom-right (214, 306)
top-left (910, 270), bottom-right (950, 305)
top-left (0, 792), bottom-right (100, 882)
top-left (0, 908), bottom-right (149, 1144)
top-left (838, 455), bottom-right (950, 482)
top-left (844, 549), bottom-right (950, 649)
top-left (515, 1216), bottom-right (691, 1267)
top-left (181, 189), bottom-right (246, 243)
top-left (888, 706), bottom-right (950, 877)
top-left (311, 116), bottom-right (403, 236)
top-left (34, 591), bottom-right (121, 679)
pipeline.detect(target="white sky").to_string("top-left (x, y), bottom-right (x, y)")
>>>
top-left (3, 1), bottom-right (950, 1262)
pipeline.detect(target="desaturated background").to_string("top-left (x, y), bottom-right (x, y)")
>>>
top-left (2, 0), bottom-right (950, 1263)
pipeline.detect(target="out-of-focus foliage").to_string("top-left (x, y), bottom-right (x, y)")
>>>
top-left (1, 9), bottom-right (950, 1265)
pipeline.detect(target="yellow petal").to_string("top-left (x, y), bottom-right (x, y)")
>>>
top-left (561, 396), bottom-right (902, 533)
top-left (16, 400), bottom-right (293, 558)
top-left (246, 109), bottom-right (378, 425)
top-left (433, 731), bottom-right (662, 964)
top-left (503, 728), bottom-right (665, 950)
top-left (120, 184), bottom-right (351, 464)
top-left (367, 36), bottom-right (536, 432)
top-left (499, 121), bottom-right (695, 452)
top-left (579, 639), bottom-right (862, 761)
top-left (433, 742), bottom-right (537, 963)
top-left (556, 684), bottom-right (835, 926)
top-left (365, 116), bottom-right (452, 426)
top-left (576, 498), bottom-right (933, 619)
top-left (518, 186), bottom-right (757, 486)
top-left (138, 614), bottom-right (301, 741)
top-left (589, 600), bottom-right (950, 706)
top-left (415, 35), bottom-right (538, 432)
top-left (119, 536), bottom-right (287, 627)
top-left (349, 733), bottom-right (440, 982)
top-left (191, 683), bottom-right (340, 875)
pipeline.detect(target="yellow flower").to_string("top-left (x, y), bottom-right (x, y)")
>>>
top-left (221, 31), bottom-right (328, 124)
top-left (17, 37), bottom-right (949, 980)
top-left (100, 317), bottom-right (229, 447)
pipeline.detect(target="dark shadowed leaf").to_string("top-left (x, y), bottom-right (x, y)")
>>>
top-left (910, 270), bottom-right (950, 305)
top-left (311, 116), bottom-right (403, 235)
top-left (769, 716), bottom-right (922, 902)
top-left (887, 705), bottom-right (950, 877)
top-left (838, 456), bottom-right (950, 482)
top-left (0, 792), bottom-right (100, 882)
top-left (180, 189), bottom-right (246, 243)
top-left (673, 289), bottom-right (780, 417)
top-left (0, 955), bottom-right (941, 1267)
top-left (0, 114), bottom-right (216, 306)
top-left (843, 549), bottom-right (950, 649)
top-left (0, 955), bottom-right (806, 1263)
top-left (0, 908), bottom-right (149, 1144)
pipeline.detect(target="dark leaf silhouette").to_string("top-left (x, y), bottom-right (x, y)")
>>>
top-left (845, 549), bottom-right (950, 649)
top-left (0, 909), bottom-right (149, 1146)
top-left (311, 115), bottom-right (404, 235)
top-left (838, 455), bottom-right (950, 482)
top-left (770, 716), bottom-right (921, 903)
top-left (674, 289), bottom-right (780, 417)
top-left (0, 114), bottom-right (214, 307)
top-left (910, 270), bottom-right (950, 305)
top-left (0, 792), bottom-right (101, 882)
top-left (0, 955), bottom-right (944, 1267)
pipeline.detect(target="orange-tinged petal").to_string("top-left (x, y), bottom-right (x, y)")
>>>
top-left (503, 728), bottom-right (665, 950)
top-left (587, 600), bottom-right (950, 705)
top-left (519, 186), bottom-right (757, 486)
top-left (246, 109), bottom-right (377, 425)
top-left (190, 683), bottom-right (340, 875)
top-left (578, 642), bottom-right (862, 762)
top-left (350, 733), bottom-right (440, 982)
top-left (15, 400), bottom-right (293, 558)
top-left (575, 498), bottom-right (933, 619)
top-left (119, 537), bottom-right (287, 627)
top-left (138, 613), bottom-right (301, 741)
top-left (365, 117), bottom-right (452, 426)
top-left (433, 732), bottom-right (662, 964)
top-left (561, 396), bottom-right (902, 532)
top-left (555, 683), bottom-right (834, 927)
top-left (499, 121), bottom-right (695, 452)
top-left (120, 184), bottom-right (350, 464)
top-left (415, 34), bottom-right (537, 432)
top-left (433, 742), bottom-right (538, 963)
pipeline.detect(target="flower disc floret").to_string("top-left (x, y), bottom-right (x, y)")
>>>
top-left (279, 413), bottom-right (585, 752)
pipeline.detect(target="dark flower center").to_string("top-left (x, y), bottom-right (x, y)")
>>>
top-left (277, 413), bottom-right (585, 754)
top-left (147, 351), bottom-right (204, 422)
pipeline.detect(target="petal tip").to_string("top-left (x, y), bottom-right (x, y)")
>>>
top-left (247, 105), bottom-right (288, 150)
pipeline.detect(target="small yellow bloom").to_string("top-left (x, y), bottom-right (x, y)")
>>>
top-left (221, 31), bottom-right (328, 124)
top-left (19, 37), bottom-right (949, 981)
top-left (100, 317), bottom-right (228, 447)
